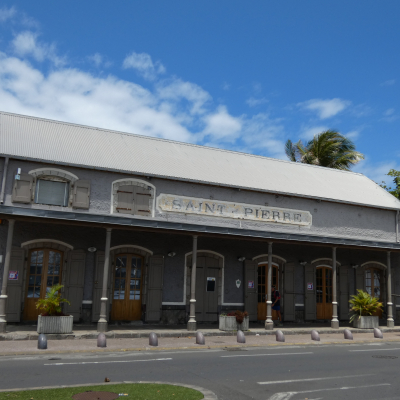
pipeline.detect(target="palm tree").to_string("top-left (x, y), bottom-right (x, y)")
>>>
top-left (285, 130), bottom-right (364, 171)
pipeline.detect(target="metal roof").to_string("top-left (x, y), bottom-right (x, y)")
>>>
top-left (0, 111), bottom-right (399, 210)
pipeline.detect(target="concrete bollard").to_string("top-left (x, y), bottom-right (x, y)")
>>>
top-left (374, 328), bottom-right (383, 339)
top-left (149, 332), bottom-right (158, 346)
top-left (311, 330), bottom-right (320, 341)
top-left (97, 333), bottom-right (107, 348)
top-left (38, 333), bottom-right (47, 350)
top-left (237, 330), bottom-right (246, 343)
top-left (276, 330), bottom-right (285, 342)
top-left (344, 329), bottom-right (353, 340)
top-left (196, 331), bottom-right (205, 345)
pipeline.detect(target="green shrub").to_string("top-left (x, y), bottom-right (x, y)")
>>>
top-left (349, 289), bottom-right (383, 323)
top-left (36, 284), bottom-right (70, 316)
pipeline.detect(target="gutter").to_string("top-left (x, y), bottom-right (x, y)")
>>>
top-left (0, 157), bottom-right (9, 204)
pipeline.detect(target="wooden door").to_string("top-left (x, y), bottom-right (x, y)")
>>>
top-left (257, 264), bottom-right (279, 321)
top-left (316, 267), bottom-right (333, 320)
top-left (365, 268), bottom-right (383, 318)
top-left (111, 254), bottom-right (143, 321)
top-left (24, 249), bottom-right (63, 321)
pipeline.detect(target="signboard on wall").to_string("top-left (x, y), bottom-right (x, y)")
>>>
top-left (248, 281), bottom-right (254, 289)
top-left (157, 193), bottom-right (312, 227)
top-left (307, 282), bottom-right (313, 290)
top-left (8, 271), bottom-right (18, 280)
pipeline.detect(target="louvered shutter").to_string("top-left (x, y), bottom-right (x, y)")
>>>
top-left (244, 260), bottom-right (257, 321)
top-left (283, 263), bottom-right (295, 322)
top-left (356, 268), bottom-right (365, 292)
top-left (72, 180), bottom-right (91, 209)
top-left (304, 265), bottom-right (316, 320)
top-left (134, 186), bottom-right (152, 216)
top-left (6, 249), bottom-right (25, 322)
top-left (146, 255), bottom-right (164, 321)
top-left (12, 173), bottom-right (33, 204)
top-left (339, 266), bottom-right (349, 320)
top-left (116, 185), bottom-right (134, 214)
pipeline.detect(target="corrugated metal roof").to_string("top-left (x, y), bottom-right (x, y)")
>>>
top-left (1, 111), bottom-right (399, 210)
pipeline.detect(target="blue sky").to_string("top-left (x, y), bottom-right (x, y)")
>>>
top-left (0, 1), bottom-right (399, 185)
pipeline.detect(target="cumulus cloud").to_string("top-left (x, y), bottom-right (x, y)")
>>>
top-left (202, 106), bottom-right (242, 141)
top-left (122, 51), bottom-right (165, 80)
top-left (300, 125), bottom-right (329, 140)
top-left (381, 79), bottom-right (396, 87)
top-left (0, 6), bottom-right (16, 22)
top-left (298, 98), bottom-right (351, 119)
top-left (246, 97), bottom-right (268, 107)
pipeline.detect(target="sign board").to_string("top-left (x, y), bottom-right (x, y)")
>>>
top-left (307, 282), bottom-right (313, 290)
top-left (157, 194), bottom-right (312, 227)
top-left (207, 277), bottom-right (216, 292)
top-left (9, 271), bottom-right (18, 280)
top-left (248, 280), bottom-right (254, 289)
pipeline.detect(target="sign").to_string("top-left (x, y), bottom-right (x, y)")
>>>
top-left (9, 271), bottom-right (18, 280)
top-left (236, 279), bottom-right (241, 288)
top-left (207, 277), bottom-right (216, 292)
top-left (248, 280), bottom-right (254, 289)
top-left (307, 282), bottom-right (313, 290)
top-left (157, 194), bottom-right (312, 227)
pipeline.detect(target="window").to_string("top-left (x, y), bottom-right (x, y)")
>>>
top-left (35, 179), bottom-right (69, 207)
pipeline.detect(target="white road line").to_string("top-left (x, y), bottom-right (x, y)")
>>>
top-left (349, 347), bottom-right (400, 352)
top-left (258, 373), bottom-right (373, 385)
top-left (44, 357), bottom-right (172, 366)
top-left (221, 352), bottom-right (312, 358)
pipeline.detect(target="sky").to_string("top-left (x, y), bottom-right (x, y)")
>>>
top-left (0, 1), bottom-right (399, 186)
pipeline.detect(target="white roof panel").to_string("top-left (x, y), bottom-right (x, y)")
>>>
top-left (1, 111), bottom-right (399, 210)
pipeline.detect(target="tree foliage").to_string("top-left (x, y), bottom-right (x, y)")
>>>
top-left (285, 130), bottom-right (364, 171)
top-left (349, 289), bottom-right (383, 323)
top-left (36, 284), bottom-right (70, 316)
top-left (380, 169), bottom-right (400, 199)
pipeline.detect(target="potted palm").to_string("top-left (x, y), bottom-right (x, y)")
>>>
top-left (219, 310), bottom-right (249, 331)
top-left (36, 284), bottom-right (73, 334)
top-left (349, 289), bottom-right (383, 329)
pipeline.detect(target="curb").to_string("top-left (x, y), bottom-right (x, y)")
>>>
top-left (0, 380), bottom-right (218, 399)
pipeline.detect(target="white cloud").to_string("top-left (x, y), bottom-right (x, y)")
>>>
top-left (246, 97), bottom-right (268, 107)
top-left (88, 53), bottom-right (103, 67)
top-left (0, 6), bottom-right (16, 22)
top-left (345, 130), bottom-right (360, 140)
top-left (202, 105), bottom-right (242, 141)
top-left (300, 125), bottom-right (329, 140)
top-left (222, 82), bottom-right (230, 91)
top-left (122, 51), bottom-right (165, 80)
top-left (353, 159), bottom-right (399, 185)
top-left (298, 98), bottom-right (351, 119)
top-left (381, 79), bottom-right (396, 87)
top-left (382, 108), bottom-right (398, 122)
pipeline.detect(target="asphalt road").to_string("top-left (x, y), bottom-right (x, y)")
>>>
top-left (0, 342), bottom-right (399, 399)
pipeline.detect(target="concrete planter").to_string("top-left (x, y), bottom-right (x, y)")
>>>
top-left (219, 316), bottom-right (249, 331)
top-left (353, 315), bottom-right (379, 329)
top-left (37, 315), bottom-right (73, 334)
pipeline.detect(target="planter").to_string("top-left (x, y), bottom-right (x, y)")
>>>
top-left (353, 315), bottom-right (379, 329)
top-left (219, 316), bottom-right (249, 331)
top-left (37, 315), bottom-right (73, 334)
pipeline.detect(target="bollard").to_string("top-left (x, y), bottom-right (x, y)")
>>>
top-left (38, 333), bottom-right (47, 350)
top-left (149, 332), bottom-right (158, 346)
top-left (237, 330), bottom-right (246, 343)
top-left (374, 328), bottom-right (383, 339)
top-left (196, 331), bottom-right (205, 345)
top-left (311, 330), bottom-right (320, 341)
top-left (344, 329), bottom-right (353, 340)
top-left (276, 330), bottom-right (285, 342)
top-left (97, 333), bottom-right (107, 348)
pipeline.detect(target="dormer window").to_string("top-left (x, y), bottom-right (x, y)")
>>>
top-left (35, 179), bottom-right (69, 207)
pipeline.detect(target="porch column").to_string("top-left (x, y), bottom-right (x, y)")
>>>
top-left (387, 251), bottom-right (395, 327)
top-left (265, 242), bottom-right (274, 330)
top-left (331, 247), bottom-right (339, 329)
top-left (97, 228), bottom-right (112, 332)
top-left (187, 235), bottom-right (198, 331)
top-left (0, 219), bottom-right (15, 333)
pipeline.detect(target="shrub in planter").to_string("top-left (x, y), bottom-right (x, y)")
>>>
top-left (219, 310), bottom-right (249, 331)
top-left (349, 289), bottom-right (383, 328)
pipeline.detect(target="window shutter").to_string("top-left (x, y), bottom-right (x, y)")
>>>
top-left (134, 186), bottom-right (152, 216)
top-left (116, 185), bottom-right (134, 214)
top-left (244, 260), bottom-right (258, 321)
top-left (72, 180), bottom-right (90, 209)
top-left (146, 255), bottom-right (164, 321)
top-left (12, 173), bottom-right (33, 204)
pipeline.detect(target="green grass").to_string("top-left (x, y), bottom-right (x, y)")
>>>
top-left (0, 383), bottom-right (204, 400)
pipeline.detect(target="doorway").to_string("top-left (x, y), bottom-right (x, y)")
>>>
top-left (24, 249), bottom-right (63, 321)
top-left (365, 267), bottom-right (383, 318)
top-left (257, 263), bottom-right (279, 321)
top-left (316, 266), bottom-right (333, 320)
top-left (111, 254), bottom-right (143, 321)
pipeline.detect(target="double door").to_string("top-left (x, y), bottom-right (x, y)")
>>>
top-left (316, 267), bottom-right (333, 320)
top-left (365, 267), bottom-right (383, 318)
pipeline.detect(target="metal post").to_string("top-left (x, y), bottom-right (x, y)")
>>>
top-left (331, 247), bottom-right (339, 329)
top-left (387, 251), bottom-right (394, 327)
top-left (97, 228), bottom-right (112, 332)
top-left (187, 235), bottom-right (198, 331)
top-left (0, 219), bottom-right (15, 333)
top-left (265, 242), bottom-right (274, 330)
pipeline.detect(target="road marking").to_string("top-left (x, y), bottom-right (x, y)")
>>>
top-left (221, 352), bottom-right (312, 358)
top-left (349, 347), bottom-right (400, 352)
top-left (268, 383), bottom-right (390, 400)
top-left (258, 373), bottom-right (373, 385)
top-left (44, 357), bottom-right (172, 366)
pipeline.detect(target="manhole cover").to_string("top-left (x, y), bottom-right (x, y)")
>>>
top-left (72, 391), bottom-right (119, 400)
top-left (224, 347), bottom-right (247, 351)
top-left (372, 355), bottom-right (398, 359)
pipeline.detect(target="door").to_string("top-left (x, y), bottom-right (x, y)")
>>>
top-left (111, 254), bottom-right (143, 321)
top-left (257, 263), bottom-right (279, 321)
top-left (365, 268), bottom-right (383, 318)
top-left (244, 260), bottom-right (258, 321)
top-left (316, 267), bottom-right (333, 320)
top-left (23, 249), bottom-right (63, 321)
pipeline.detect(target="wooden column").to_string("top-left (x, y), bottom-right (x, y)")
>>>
top-left (331, 247), bottom-right (339, 329)
top-left (387, 251), bottom-right (395, 327)
top-left (265, 242), bottom-right (274, 330)
top-left (97, 228), bottom-right (112, 332)
top-left (187, 235), bottom-right (198, 331)
top-left (0, 219), bottom-right (15, 333)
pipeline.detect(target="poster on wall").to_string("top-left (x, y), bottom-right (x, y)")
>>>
top-left (248, 281), bottom-right (254, 289)
top-left (8, 271), bottom-right (18, 280)
top-left (307, 282), bottom-right (313, 290)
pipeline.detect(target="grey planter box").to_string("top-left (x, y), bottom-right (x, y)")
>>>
top-left (37, 315), bottom-right (73, 334)
top-left (219, 316), bottom-right (249, 331)
top-left (353, 315), bottom-right (379, 329)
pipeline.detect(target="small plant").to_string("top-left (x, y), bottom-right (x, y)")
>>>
top-left (226, 310), bottom-right (249, 324)
top-left (349, 289), bottom-right (383, 323)
top-left (36, 284), bottom-right (70, 316)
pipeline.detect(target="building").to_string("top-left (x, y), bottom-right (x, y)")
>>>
top-left (0, 111), bottom-right (399, 332)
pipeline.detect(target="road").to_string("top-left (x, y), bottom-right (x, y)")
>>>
top-left (0, 342), bottom-right (399, 399)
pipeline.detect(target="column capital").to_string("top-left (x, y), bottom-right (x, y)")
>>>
top-left (106, 228), bottom-right (112, 233)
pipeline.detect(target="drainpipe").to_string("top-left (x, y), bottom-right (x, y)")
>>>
top-left (0, 157), bottom-right (9, 204)
top-left (396, 210), bottom-right (399, 243)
